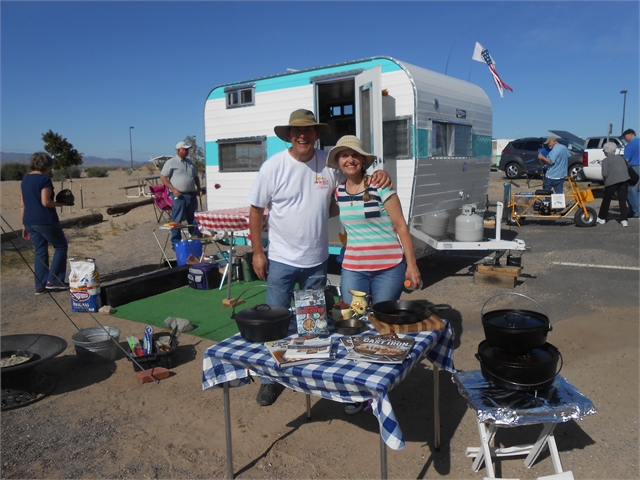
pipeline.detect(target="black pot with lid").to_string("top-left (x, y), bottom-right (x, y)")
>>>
top-left (231, 286), bottom-right (293, 342)
top-left (481, 292), bottom-right (551, 354)
top-left (477, 292), bottom-right (560, 392)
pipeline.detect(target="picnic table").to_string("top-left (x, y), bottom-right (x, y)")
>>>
top-left (203, 318), bottom-right (455, 479)
top-left (118, 176), bottom-right (160, 198)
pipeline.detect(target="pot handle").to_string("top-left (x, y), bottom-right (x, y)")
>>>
top-left (481, 292), bottom-right (549, 323)
top-left (230, 284), bottom-right (289, 319)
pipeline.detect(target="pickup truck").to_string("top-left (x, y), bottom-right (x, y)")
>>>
top-left (582, 136), bottom-right (627, 182)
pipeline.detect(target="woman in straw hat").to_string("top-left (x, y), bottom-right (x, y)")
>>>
top-left (328, 135), bottom-right (421, 415)
top-left (327, 136), bottom-right (421, 306)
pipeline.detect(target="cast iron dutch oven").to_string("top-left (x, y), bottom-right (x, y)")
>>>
top-left (476, 340), bottom-right (563, 392)
top-left (481, 292), bottom-right (552, 354)
top-left (231, 286), bottom-right (293, 342)
top-left (370, 300), bottom-right (451, 325)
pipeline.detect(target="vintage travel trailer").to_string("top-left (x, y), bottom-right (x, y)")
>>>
top-left (203, 56), bottom-right (524, 256)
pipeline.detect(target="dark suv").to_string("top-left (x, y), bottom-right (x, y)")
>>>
top-left (499, 137), bottom-right (585, 180)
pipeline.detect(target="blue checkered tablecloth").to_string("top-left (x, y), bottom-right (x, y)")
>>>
top-left (202, 319), bottom-right (455, 450)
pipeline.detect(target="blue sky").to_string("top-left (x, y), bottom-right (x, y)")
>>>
top-left (1, 1), bottom-right (638, 162)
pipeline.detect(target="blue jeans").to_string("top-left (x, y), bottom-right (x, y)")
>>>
top-left (260, 259), bottom-right (327, 387)
top-left (265, 259), bottom-right (327, 308)
top-left (543, 177), bottom-right (564, 194)
top-left (340, 261), bottom-right (406, 305)
top-left (627, 165), bottom-right (639, 216)
top-left (170, 193), bottom-right (199, 245)
top-left (25, 223), bottom-right (68, 289)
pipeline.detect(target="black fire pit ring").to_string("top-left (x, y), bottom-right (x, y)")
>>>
top-left (1, 334), bottom-right (67, 372)
top-left (1, 334), bottom-right (68, 411)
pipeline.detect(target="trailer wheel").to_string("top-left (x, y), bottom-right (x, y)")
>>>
top-left (575, 207), bottom-right (597, 227)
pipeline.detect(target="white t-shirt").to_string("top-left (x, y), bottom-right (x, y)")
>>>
top-left (247, 149), bottom-right (340, 268)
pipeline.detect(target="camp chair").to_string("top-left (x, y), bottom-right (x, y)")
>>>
top-left (149, 184), bottom-right (173, 223)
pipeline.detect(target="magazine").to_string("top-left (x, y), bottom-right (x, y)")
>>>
top-left (265, 339), bottom-right (325, 369)
top-left (293, 289), bottom-right (329, 335)
top-left (344, 334), bottom-right (415, 364)
top-left (283, 335), bottom-right (333, 359)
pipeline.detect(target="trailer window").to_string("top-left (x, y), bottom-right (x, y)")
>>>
top-left (217, 137), bottom-right (266, 172)
top-left (432, 121), bottom-right (472, 157)
top-left (225, 85), bottom-right (255, 109)
top-left (383, 116), bottom-right (411, 159)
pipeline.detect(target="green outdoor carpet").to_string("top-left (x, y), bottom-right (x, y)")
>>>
top-left (110, 281), bottom-right (268, 342)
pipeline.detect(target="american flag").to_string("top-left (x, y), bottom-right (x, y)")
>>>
top-left (472, 42), bottom-right (513, 98)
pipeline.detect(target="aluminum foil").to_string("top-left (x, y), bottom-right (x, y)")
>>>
top-left (452, 370), bottom-right (597, 426)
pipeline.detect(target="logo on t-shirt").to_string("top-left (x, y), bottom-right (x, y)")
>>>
top-left (315, 176), bottom-right (329, 190)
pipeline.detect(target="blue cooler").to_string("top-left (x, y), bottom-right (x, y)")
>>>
top-left (175, 240), bottom-right (203, 266)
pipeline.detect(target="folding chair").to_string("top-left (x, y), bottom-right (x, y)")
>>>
top-left (149, 184), bottom-right (173, 223)
top-left (524, 157), bottom-right (546, 188)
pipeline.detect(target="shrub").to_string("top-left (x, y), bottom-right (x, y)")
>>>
top-left (51, 166), bottom-right (82, 181)
top-left (1, 162), bottom-right (30, 181)
top-left (85, 167), bottom-right (109, 178)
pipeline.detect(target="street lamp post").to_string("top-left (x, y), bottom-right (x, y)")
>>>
top-left (129, 126), bottom-right (134, 170)
top-left (620, 90), bottom-right (628, 135)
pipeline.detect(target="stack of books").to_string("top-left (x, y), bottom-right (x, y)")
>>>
top-left (265, 335), bottom-right (334, 368)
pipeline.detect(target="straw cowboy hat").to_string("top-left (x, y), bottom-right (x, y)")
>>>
top-left (327, 135), bottom-right (376, 170)
top-left (274, 109), bottom-right (331, 141)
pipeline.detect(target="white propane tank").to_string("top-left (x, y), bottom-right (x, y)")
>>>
top-left (455, 204), bottom-right (484, 242)
top-left (422, 211), bottom-right (451, 238)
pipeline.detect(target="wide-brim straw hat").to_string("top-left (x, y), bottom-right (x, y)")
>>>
top-left (274, 109), bottom-right (331, 141)
top-left (327, 135), bottom-right (376, 170)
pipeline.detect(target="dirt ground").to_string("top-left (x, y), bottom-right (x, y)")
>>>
top-left (1, 168), bottom-right (638, 479)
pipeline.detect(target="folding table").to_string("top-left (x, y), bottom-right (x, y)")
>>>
top-left (194, 207), bottom-right (267, 302)
top-left (452, 370), bottom-right (596, 478)
top-left (203, 318), bottom-right (455, 479)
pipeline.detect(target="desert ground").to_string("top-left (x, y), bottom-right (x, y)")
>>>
top-left (1, 167), bottom-right (638, 479)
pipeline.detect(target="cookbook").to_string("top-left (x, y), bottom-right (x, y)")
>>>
top-left (344, 334), bottom-right (415, 364)
top-left (283, 335), bottom-right (333, 359)
top-left (265, 336), bottom-right (334, 368)
top-left (293, 289), bottom-right (329, 335)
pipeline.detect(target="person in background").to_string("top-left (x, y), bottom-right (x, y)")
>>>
top-left (596, 142), bottom-right (630, 227)
top-left (160, 141), bottom-right (202, 247)
top-left (248, 109), bottom-right (391, 407)
top-left (537, 135), bottom-right (569, 194)
top-left (20, 152), bottom-right (70, 295)
top-left (327, 135), bottom-right (421, 415)
top-left (622, 128), bottom-right (639, 218)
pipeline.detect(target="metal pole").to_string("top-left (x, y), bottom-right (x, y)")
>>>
top-left (129, 126), bottom-right (135, 170)
top-left (620, 90), bottom-right (628, 135)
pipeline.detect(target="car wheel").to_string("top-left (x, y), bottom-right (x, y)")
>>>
top-left (569, 163), bottom-right (585, 181)
top-left (574, 207), bottom-right (597, 227)
top-left (505, 162), bottom-right (521, 179)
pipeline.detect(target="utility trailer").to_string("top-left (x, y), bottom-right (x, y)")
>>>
top-left (203, 56), bottom-right (525, 256)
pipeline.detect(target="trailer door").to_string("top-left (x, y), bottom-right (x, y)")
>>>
top-left (354, 66), bottom-right (383, 167)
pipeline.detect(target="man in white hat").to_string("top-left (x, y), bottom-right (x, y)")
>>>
top-left (247, 109), bottom-right (391, 406)
top-left (160, 141), bottom-right (202, 246)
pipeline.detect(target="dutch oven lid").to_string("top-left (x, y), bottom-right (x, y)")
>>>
top-left (483, 309), bottom-right (549, 330)
top-left (479, 340), bottom-right (559, 365)
top-left (233, 304), bottom-right (292, 324)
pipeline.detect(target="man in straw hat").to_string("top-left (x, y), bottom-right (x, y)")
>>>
top-left (160, 141), bottom-right (202, 247)
top-left (247, 109), bottom-right (391, 406)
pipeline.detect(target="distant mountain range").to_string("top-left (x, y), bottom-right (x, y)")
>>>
top-left (0, 152), bottom-right (145, 167)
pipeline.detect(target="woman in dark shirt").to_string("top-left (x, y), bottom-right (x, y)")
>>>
top-left (20, 152), bottom-right (69, 294)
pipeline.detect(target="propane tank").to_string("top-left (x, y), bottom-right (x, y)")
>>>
top-left (455, 204), bottom-right (484, 242)
top-left (422, 211), bottom-right (451, 238)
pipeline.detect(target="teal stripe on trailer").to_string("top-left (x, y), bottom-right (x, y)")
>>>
top-left (207, 57), bottom-right (403, 101)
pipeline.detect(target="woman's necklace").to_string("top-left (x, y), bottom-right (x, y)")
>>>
top-left (345, 180), bottom-right (363, 206)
